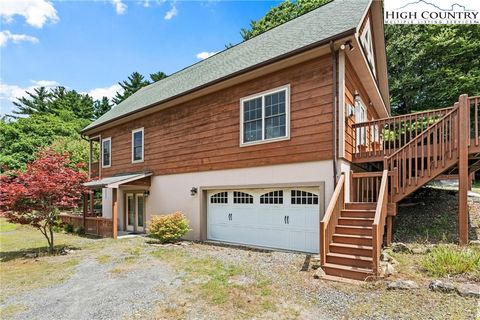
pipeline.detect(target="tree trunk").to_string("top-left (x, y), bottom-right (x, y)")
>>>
top-left (49, 226), bottom-right (54, 253)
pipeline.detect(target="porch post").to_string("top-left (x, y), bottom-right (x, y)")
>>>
top-left (458, 94), bottom-right (469, 245)
top-left (386, 216), bottom-right (393, 246)
top-left (82, 192), bottom-right (87, 228)
top-left (112, 188), bottom-right (118, 239)
top-left (89, 191), bottom-right (94, 215)
top-left (89, 139), bottom-right (93, 180)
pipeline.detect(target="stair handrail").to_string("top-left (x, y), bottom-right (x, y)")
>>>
top-left (371, 169), bottom-right (389, 275)
top-left (320, 173), bottom-right (345, 266)
top-left (383, 106), bottom-right (459, 201)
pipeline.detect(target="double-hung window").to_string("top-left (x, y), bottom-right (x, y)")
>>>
top-left (240, 85), bottom-right (290, 146)
top-left (102, 137), bottom-right (111, 168)
top-left (132, 128), bottom-right (144, 163)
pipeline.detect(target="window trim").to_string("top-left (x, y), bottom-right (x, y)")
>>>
top-left (101, 137), bottom-right (111, 168)
top-left (131, 127), bottom-right (144, 164)
top-left (360, 18), bottom-right (376, 76)
top-left (239, 84), bottom-right (291, 147)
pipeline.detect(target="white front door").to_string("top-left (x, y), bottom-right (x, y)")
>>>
top-left (125, 193), bottom-right (145, 233)
top-left (207, 188), bottom-right (320, 253)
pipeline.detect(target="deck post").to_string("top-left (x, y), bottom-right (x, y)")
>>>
top-left (89, 191), bottom-right (94, 215)
top-left (458, 94), bottom-right (469, 245)
top-left (112, 188), bottom-right (118, 239)
top-left (386, 216), bottom-right (393, 246)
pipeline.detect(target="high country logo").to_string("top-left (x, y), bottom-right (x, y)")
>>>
top-left (384, 0), bottom-right (480, 24)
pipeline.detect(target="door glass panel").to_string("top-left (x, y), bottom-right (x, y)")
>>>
top-left (127, 195), bottom-right (134, 226)
top-left (137, 195), bottom-right (144, 227)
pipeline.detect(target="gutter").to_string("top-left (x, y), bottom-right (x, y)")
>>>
top-left (330, 41), bottom-right (338, 185)
top-left (82, 28), bottom-right (357, 135)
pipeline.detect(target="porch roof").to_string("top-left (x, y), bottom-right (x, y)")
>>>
top-left (84, 172), bottom-right (152, 189)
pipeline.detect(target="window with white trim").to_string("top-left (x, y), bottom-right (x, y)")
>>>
top-left (102, 137), bottom-right (111, 168)
top-left (241, 85), bottom-right (290, 145)
top-left (360, 18), bottom-right (376, 76)
top-left (291, 190), bottom-right (318, 205)
top-left (260, 190), bottom-right (283, 204)
top-left (132, 128), bottom-right (144, 163)
top-left (233, 191), bottom-right (253, 204)
top-left (210, 192), bottom-right (228, 204)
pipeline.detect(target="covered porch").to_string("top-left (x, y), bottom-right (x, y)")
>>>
top-left (59, 172), bottom-right (152, 239)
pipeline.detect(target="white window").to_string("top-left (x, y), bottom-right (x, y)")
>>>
top-left (233, 191), bottom-right (253, 204)
top-left (291, 190), bottom-right (318, 205)
top-left (356, 101), bottom-right (366, 146)
top-left (260, 190), bottom-right (283, 204)
top-left (101, 137), bottom-right (111, 168)
top-left (240, 85), bottom-right (290, 146)
top-left (210, 192), bottom-right (228, 204)
top-left (132, 128), bottom-right (144, 163)
top-left (360, 18), bottom-right (376, 76)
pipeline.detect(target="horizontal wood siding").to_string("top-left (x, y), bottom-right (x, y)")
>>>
top-left (344, 56), bottom-right (379, 162)
top-left (97, 57), bottom-right (334, 177)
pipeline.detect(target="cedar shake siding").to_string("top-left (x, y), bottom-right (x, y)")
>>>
top-left (98, 56), bottom-right (334, 177)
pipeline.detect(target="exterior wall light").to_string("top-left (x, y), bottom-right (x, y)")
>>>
top-left (354, 90), bottom-right (361, 105)
top-left (143, 190), bottom-right (150, 197)
top-left (190, 187), bottom-right (198, 196)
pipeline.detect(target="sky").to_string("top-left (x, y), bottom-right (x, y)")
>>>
top-left (0, 0), bottom-right (281, 116)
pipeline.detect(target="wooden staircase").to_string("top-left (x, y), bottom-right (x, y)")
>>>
top-left (321, 94), bottom-right (479, 281)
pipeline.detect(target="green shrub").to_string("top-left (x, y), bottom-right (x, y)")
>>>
top-left (64, 223), bottom-right (74, 233)
top-left (75, 226), bottom-right (85, 235)
top-left (147, 212), bottom-right (191, 243)
top-left (421, 244), bottom-right (480, 277)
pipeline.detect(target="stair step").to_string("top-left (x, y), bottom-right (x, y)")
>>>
top-left (332, 234), bottom-right (373, 246)
top-left (326, 252), bottom-right (373, 269)
top-left (330, 242), bottom-right (373, 256)
top-left (338, 217), bottom-right (374, 226)
top-left (341, 209), bottom-right (376, 218)
top-left (322, 263), bottom-right (374, 281)
top-left (345, 202), bottom-right (377, 210)
top-left (336, 225), bottom-right (373, 236)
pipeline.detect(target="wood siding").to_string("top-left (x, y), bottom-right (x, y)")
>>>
top-left (96, 57), bottom-right (334, 177)
top-left (344, 56), bottom-right (379, 162)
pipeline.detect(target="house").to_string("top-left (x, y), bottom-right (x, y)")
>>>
top-left (73, 0), bottom-right (479, 281)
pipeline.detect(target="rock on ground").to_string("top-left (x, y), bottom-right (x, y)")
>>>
top-left (428, 280), bottom-right (456, 293)
top-left (387, 280), bottom-right (419, 290)
top-left (456, 283), bottom-right (480, 298)
top-left (391, 243), bottom-right (412, 254)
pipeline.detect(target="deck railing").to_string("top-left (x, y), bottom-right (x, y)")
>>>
top-left (469, 96), bottom-right (479, 148)
top-left (350, 171), bottom-right (395, 203)
top-left (353, 107), bottom-right (454, 160)
top-left (59, 214), bottom-right (113, 237)
top-left (372, 170), bottom-right (389, 275)
top-left (320, 174), bottom-right (345, 266)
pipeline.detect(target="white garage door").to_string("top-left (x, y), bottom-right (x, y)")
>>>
top-left (207, 188), bottom-right (320, 253)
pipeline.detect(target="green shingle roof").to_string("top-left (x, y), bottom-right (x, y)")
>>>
top-left (83, 0), bottom-right (370, 133)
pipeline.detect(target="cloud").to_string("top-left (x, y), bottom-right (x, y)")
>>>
top-left (164, 4), bottom-right (177, 20)
top-left (0, 0), bottom-right (58, 28)
top-left (87, 84), bottom-right (123, 101)
top-left (0, 79), bottom-right (59, 115)
top-left (111, 0), bottom-right (127, 15)
top-left (196, 51), bottom-right (217, 60)
top-left (0, 30), bottom-right (39, 47)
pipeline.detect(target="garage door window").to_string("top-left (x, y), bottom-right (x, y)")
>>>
top-left (210, 192), bottom-right (228, 204)
top-left (233, 191), bottom-right (253, 204)
top-left (291, 190), bottom-right (318, 205)
top-left (260, 190), bottom-right (283, 204)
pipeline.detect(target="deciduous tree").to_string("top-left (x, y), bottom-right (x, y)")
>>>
top-left (0, 151), bottom-right (88, 253)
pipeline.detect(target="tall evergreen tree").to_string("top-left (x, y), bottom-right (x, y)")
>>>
top-left (112, 72), bottom-right (151, 104)
top-left (93, 97), bottom-right (112, 119)
top-left (150, 71), bottom-right (168, 82)
top-left (12, 87), bottom-right (52, 116)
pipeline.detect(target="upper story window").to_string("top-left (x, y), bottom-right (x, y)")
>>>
top-left (132, 128), bottom-right (144, 163)
top-left (360, 18), bottom-right (376, 76)
top-left (102, 137), bottom-right (111, 168)
top-left (240, 85), bottom-right (290, 146)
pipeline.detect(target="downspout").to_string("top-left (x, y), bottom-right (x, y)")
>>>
top-left (330, 41), bottom-right (338, 185)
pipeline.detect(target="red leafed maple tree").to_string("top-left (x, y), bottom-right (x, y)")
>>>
top-left (0, 151), bottom-right (88, 253)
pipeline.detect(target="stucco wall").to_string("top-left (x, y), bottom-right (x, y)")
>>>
top-left (144, 160), bottom-right (334, 240)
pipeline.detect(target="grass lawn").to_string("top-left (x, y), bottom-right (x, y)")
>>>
top-left (0, 214), bottom-right (478, 319)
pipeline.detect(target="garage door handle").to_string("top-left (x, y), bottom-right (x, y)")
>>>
top-left (287, 216), bottom-right (289, 224)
